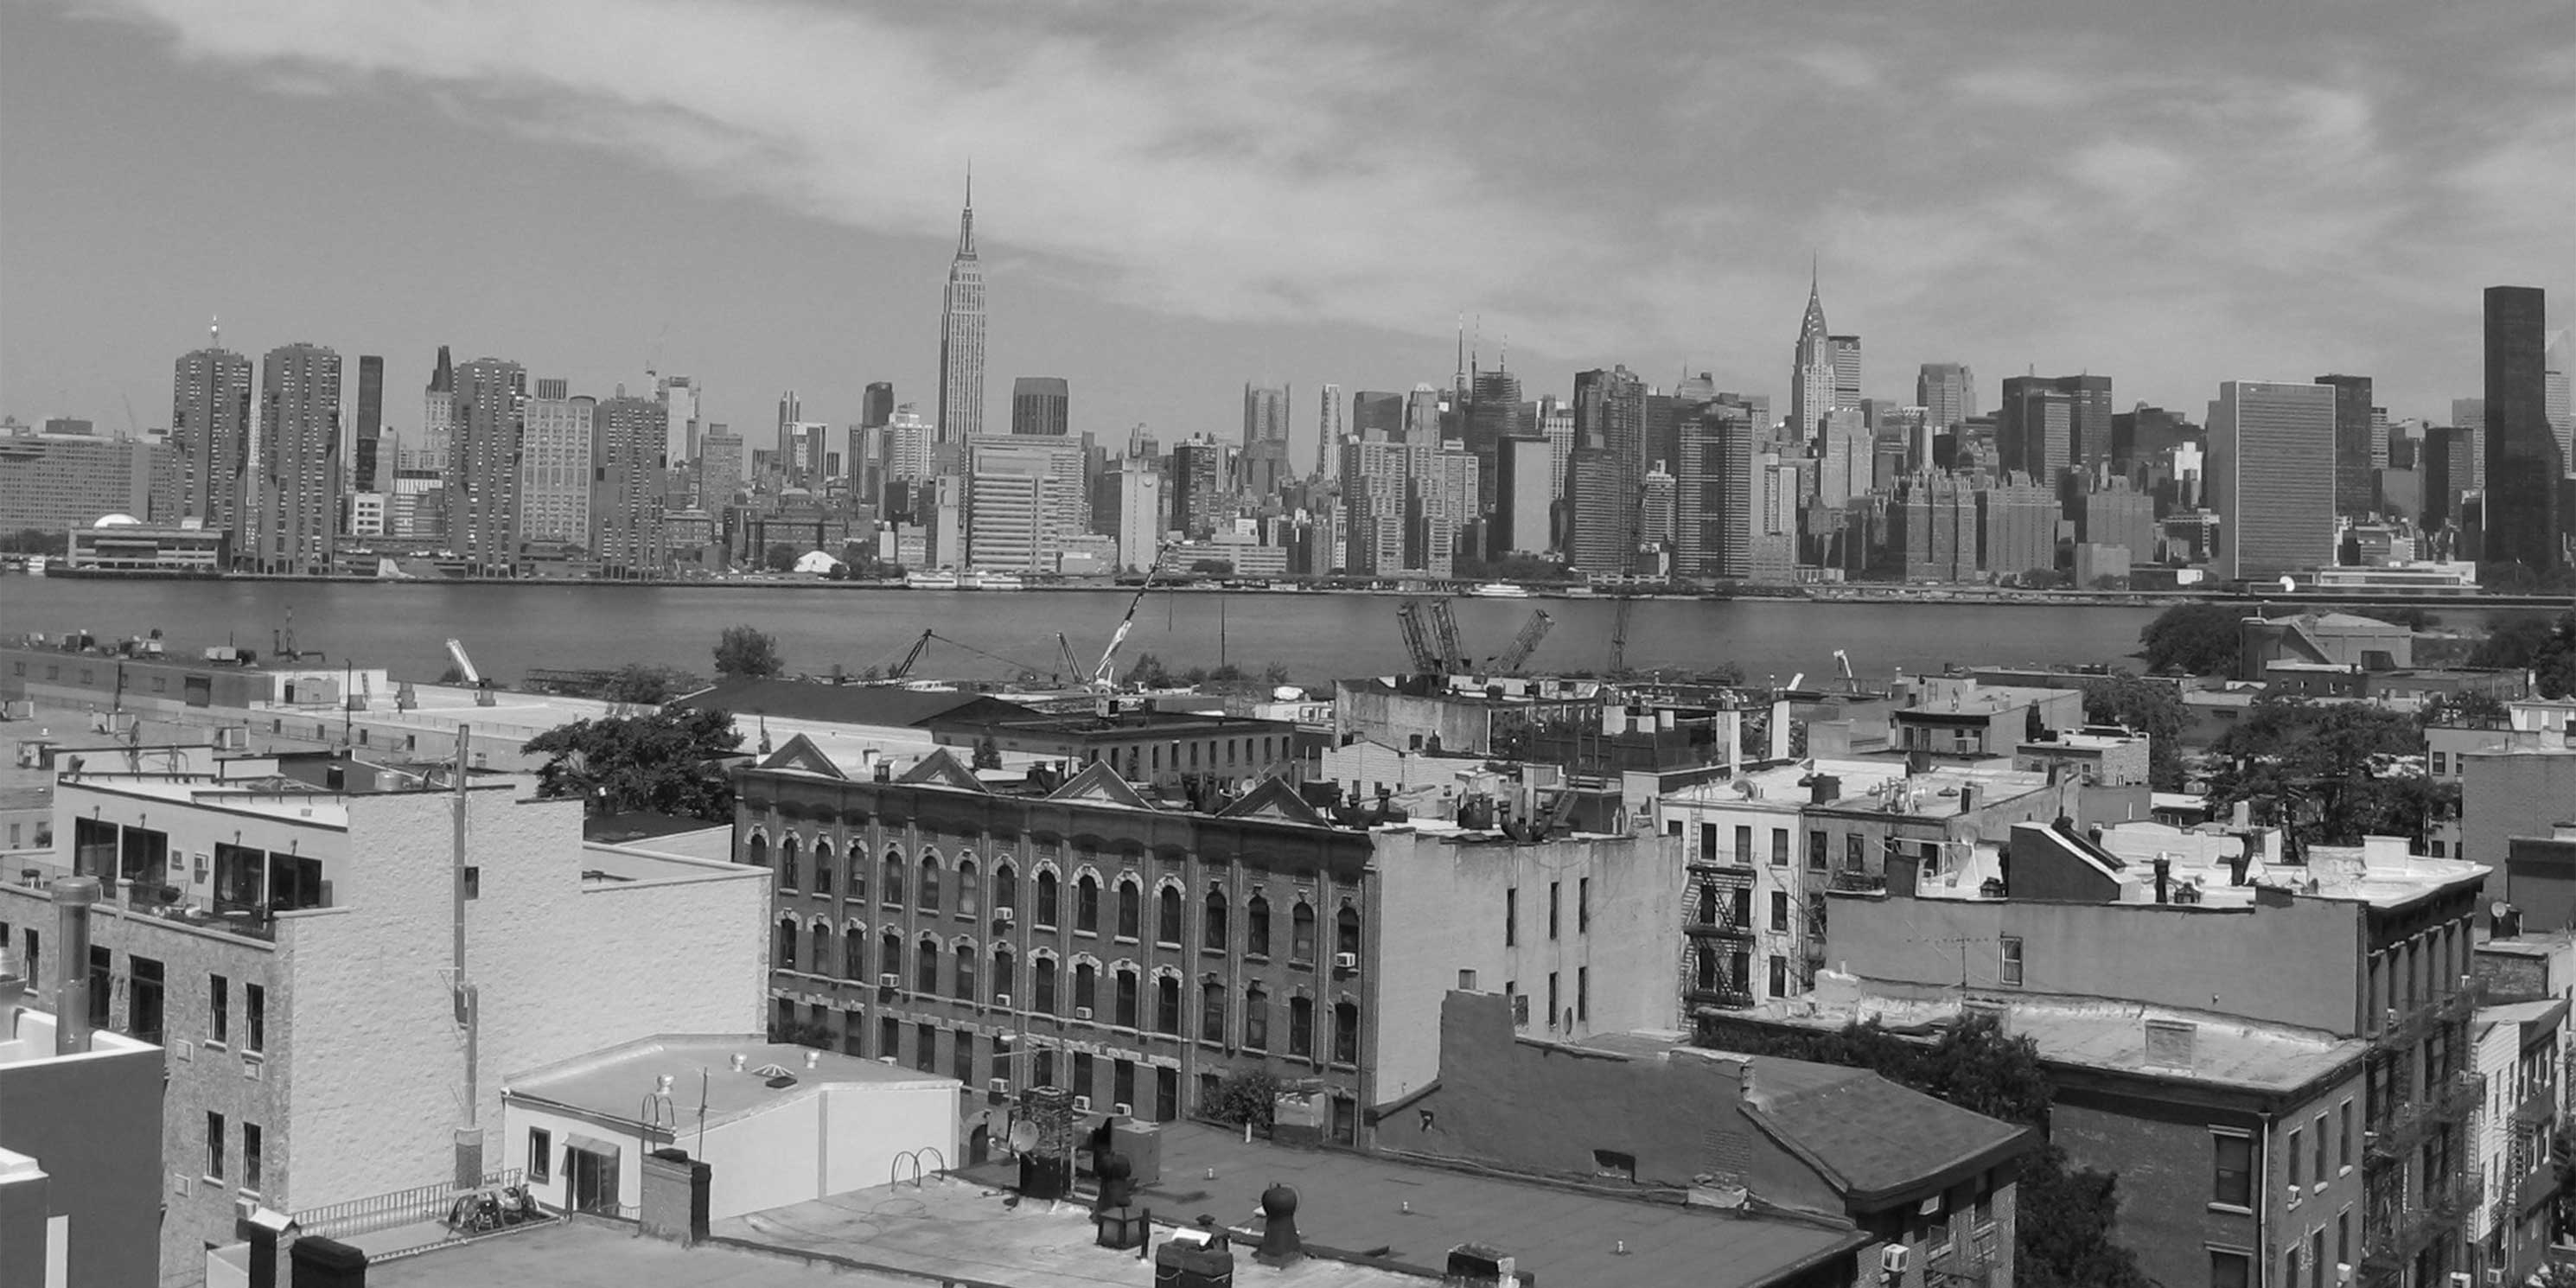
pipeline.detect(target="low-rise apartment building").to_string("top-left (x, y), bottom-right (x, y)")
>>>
top-left (2, 917), bottom-right (164, 1288)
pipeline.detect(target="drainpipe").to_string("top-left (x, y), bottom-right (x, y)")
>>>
top-left (54, 875), bottom-right (102, 1055)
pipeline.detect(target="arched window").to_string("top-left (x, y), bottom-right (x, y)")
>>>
top-left (880, 930), bottom-right (903, 985)
top-left (1113, 967), bottom-right (1140, 1028)
top-left (1243, 983), bottom-right (1270, 1049)
top-left (1202, 890), bottom-right (1228, 951)
top-left (955, 859), bottom-right (979, 917)
top-left (812, 839), bottom-right (834, 896)
top-left (1034, 868), bottom-right (1058, 928)
top-left (1289, 996), bottom-right (1314, 1056)
top-left (993, 864), bottom-right (1018, 916)
top-left (918, 856), bottom-right (941, 913)
top-left (1291, 902), bottom-right (1317, 964)
top-left (992, 947), bottom-right (1015, 1005)
top-left (811, 923), bottom-right (835, 979)
top-left (745, 833), bottom-right (768, 871)
top-left (916, 939), bottom-right (941, 996)
top-left (1116, 879), bottom-right (1141, 940)
top-left (1076, 875), bottom-right (1100, 933)
top-left (779, 835), bottom-right (801, 890)
top-left (1074, 962), bottom-right (1099, 1014)
top-left (1034, 955), bottom-right (1059, 1012)
top-left (1336, 907), bottom-right (1361, 961)
top-left (1246, 895), bottom-right (1271, 957)
top-left (953, 944), bottom-right (977, 1001)
top-left (1157, 885), bottom-right (1183, 946)
top-left (844, 926), bottom-right (866, 979)
top-left (1199, 980), bottom-right (1225, 1043)
top-left (883, 851), bottom-right (905, 906)
top-left (775, 916), bottom-right (799, 970)
top-left (1333, 1001), bottom-right (1360, 1064)
top-left (1156, 974), bottom-right (1181, 1034)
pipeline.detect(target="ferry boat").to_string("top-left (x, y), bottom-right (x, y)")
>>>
top-left (960, 571), bottom-right (1026, 591)
top-left (1467, 582), bottom-right (1529, 598)
top-left (24, 556), bottom-right (48, 577)
top-left (904, 569), bottom-right (960, 590)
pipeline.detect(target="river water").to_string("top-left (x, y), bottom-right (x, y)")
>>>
top-left (0, 577), bottom-right (2208, 688)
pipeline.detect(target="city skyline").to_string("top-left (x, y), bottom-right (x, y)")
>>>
top-left (3, 1), bottom-right (2570, 474)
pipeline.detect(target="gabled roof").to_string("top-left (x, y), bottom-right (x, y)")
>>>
top-left (673, 678), bottom-right (1033, 730)
top-left (1218, 775), bottom-right (1327, 826)
top-left (1044, 761), bottom-right (1156, 810)
top-left (896, 747), bottom-right (989, 793)
top-left (756, 732), bottom-right (847, 778)
top-left (1743, 1059), bottom-right (2037, 1209)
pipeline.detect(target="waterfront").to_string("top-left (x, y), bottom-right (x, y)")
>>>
top-left (3, 576), bottom-right (2204, 686)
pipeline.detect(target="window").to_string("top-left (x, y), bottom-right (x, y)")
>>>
top-left (1114, 1058), bottom-right (1138, 1111)
top-left (1547, 972), bottom-right (1560, 1029)
top-left (245, 1123), bottom-right (263, 1193)
top-left (991, 947), bottom-right (1013, 1004)
top-left (953, 944), bottom-right (975, 1001)
top-left (776, 917), bottom-right (799, 969)
top-left (120, 826), bottom-right (169, 886)
top-left (993, 864), bottom-right (1017, 916)
top-left (1155, 974), bottom-right (1180, 1034)
top-left (916, 939), bottom-right (940, 994)
top-left (214, 843), bottom-right (265, 913)
top-left (915, 1023), bottom-right (938, 1074)
top-left (1034, 869), bottom-right (1057, 928)
top-left (208, 974), bottom-right (228, 1046)
top-left (844, 928), bottom-right (864, 980)
top-left (1548, 882), bottom-right (1561, 939)
top-left (880, 1015), bottom-right (901, 1060)
top-left (1290, 995), bottom-right (1314, 1056)
top-left (2286, 1126), bottom-right (2303, 1191)
top-left (2212, 1132), bottom-right (2254, 1208)
top-left (1157, 885), bottom-right (1183, 946)
top-left (245, 985), bottom-right (265, 1053)
top-left (1291, 902), bottom-right (1317, 963)
top-left (460, 866), bottom-right (479, 901)
top-left (2209, 1249), bottom-right (2251, 1288)
top-left (1035, 956), bottom-right (1058, 1012)
top-left (1769, 891), bottom-right (1789, 932)
top-left (1114, 968), bottom-right (1140, 1029)
top-left (2311, 1113), bottom-right (2326, 1183)
top-left (1766, 954), bottom-right (1787, 998)
top-left (1203, 890), bottom-right (1228, 951)
top-left (73, 818), bottom-right (117, 879)
top-left (1117, 880), bottom-right (1142, 940)
top-left (528, 1128), bottom-right (552, 1183)
top-left (1698, 885), bottom-right (1716, 927)
top-left (1999, 936), bottom-right (2024, 987)
top-left (2337, 1100), bottom-right (2351, 1170)
top-left (1739, 826), bottom-right (1757, 865)
top-left (1247, 895), bottom-right (1271, 957)
top-left (1846, 834), bottom-right (1864, 870)
top-left (1333, 1001), bottom-right (1359, 1064)
top-left (1076, 876), bottom-right (1100, 932)
top-left (1336, 907), bottom-right (1361, 961)
top-left (812, 840), bottom-right (832, 896)
top-left (1775, 829), bottom-right (1792, 868)
top-left (1073, 1052), bottom-right (1094, 1100)
top-left (88, 947), bottom-right (109, 1030)
top-left (1245, 983), bottom-right (1269, 1049)
top-left (1808, 829), bottom-right (1828, 870)
top-left (1200, 980), bottom-right (1225, 1043)
top-left (207, 1111), bottom-right (226, 1181)
top-left (779, 836), bottom-right (800, 889)
top-left (880, 931), bottom-right (903, 985)
top-left (1578, 878), bottom-right (1590, 933)
top-left (955, 859), bottom-right (979, 917)
top-left (953, 1032), bottom-right (975, 1087)
top-left (810, 924), bottom-right (835, 979)
top-left (1700, 823), bottom-right (1718, 862)
top-left (1505, 887), bottom-right (1518, 947)
top-left (1075, 962), bottom-right (1098, 1014)
top-left (918, 856), bottom-right (940, 912)
top-left (883, 851), bottom-right (905, 906)
top-left (120, 954), bottom-right (162, 1040)
top-left (1578, 966), bottom-right (1590, 1022)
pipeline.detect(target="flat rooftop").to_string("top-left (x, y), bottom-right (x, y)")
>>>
top-left (2, 1004), bottom-right (160, 1068)
top-left (368, 1217), bottom-right (925, 1288)
top-left (506, 1036), bottom-right (954, 1132)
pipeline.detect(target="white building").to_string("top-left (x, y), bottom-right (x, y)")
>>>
top-left (517, 392), bottom-right (593, 545)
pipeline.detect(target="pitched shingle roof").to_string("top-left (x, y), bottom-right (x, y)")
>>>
top-left (1744, 1059), bottom-right (2037, 1209)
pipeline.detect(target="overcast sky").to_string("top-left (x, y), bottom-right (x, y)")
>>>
top-left (3, 0), bottom-right (2569, 465)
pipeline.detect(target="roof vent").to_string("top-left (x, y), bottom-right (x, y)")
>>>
top-left (2144, 1018), bottom-right (2197, 1070)
top-left (750, 1062), bottom-right (795, 1079)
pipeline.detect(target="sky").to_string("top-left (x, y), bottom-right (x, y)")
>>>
top-left (3, 0), bottom-right (2571, 469)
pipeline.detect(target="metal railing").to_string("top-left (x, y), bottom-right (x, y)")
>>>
top-left (293, 1168), bottom-right (523, 1240)
top-left (2362, 1172), bottom-right (2479, 1273)
top-left (2365, 1071), bottom-right (2484, 1167)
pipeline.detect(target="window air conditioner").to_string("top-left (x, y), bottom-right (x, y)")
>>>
top-left (2449, 1273), bottom-right (2473, 1288)
top-left (993, 908), bottom-right (1015, 925)
top-left (878, 973), bottom-right (900, 989)
top-left (1112, 1102), bottom-right (1133, 1118)
top-left (2337, 1266), bottom-right (2352, 1285)
top-left (1074, 1095), bottom-right (1093, 1112)
top-left (1879, 1243), bottom-right (1911, 1277)
top-left (988, 1078), bottom-right (1011, 1095)
top-left (993, 993), bottom-right (1012, 1009)
top-left (1334, 953), bottom-right (1358, 971)
top-left (1075, 1006), bottom-right (1094, 1021)
top-left (234, 1196), bottom-right (257, 1220)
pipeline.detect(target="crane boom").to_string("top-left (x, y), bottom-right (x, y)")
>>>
top-left (888, 628), bottom-right (934, 679)
top-left (1395, 599), bottom-right (1444, 677)
top-left (1428, 598), bottom-right (1470, 675)
top-left (1607, 596), bottom-right (1636, 674)
top-left (1091, 541), bottom-right (1176, 698)
top-left (1496, 609), bottom-right (1553, 673)
top-left (443, 639), bottom-right (481, 686)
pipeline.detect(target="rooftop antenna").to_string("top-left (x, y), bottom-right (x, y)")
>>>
top-left (210, 315), bottom-right (220, 351)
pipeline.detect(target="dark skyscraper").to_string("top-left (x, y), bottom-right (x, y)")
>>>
top-left (1242, 383), bottom-right (1288, 447)
top-left (1566, 365), bottom-right (1645, 573)
top-left (172, 334), bottom-right (254, 550)
top-left (2313, 373), bottom-right (2378, 517)
top-left (1351, 391), bottom-right (1405, 441)
top-left (1998, 377), bottom-right (2071, 482)
top-left (1011, 377), bottom-right (1069, 436)
top-left (862, 382), bottom-right (895, 430)
top-left (355, 354), bottom-right (384, 457)
top-left (449, 356), bottom-right (526, 576)
top-left (2484, 286), bottom-right (2560, 571)
top-left (256, 342), bottom-right (342, 574)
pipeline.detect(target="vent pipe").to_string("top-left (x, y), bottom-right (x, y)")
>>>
top-left (2152, 857), bottom-right (2171, 904)
top-left (54, 875), bottom-right (101, 1055)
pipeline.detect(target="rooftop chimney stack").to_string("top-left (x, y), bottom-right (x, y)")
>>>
top-left (54, 875), bottom-right (102, 1055)
top-left (2152, 857), bottom-right (2171, 904)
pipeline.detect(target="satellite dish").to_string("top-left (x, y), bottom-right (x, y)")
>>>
top-left (1008, 1119), bottom-right (1041, 1153)
top-left (2279, 576), bottom-right (2296, 593)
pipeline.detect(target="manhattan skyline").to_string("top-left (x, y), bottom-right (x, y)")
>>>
top-left (3, 0), bottom-right (2571, 472)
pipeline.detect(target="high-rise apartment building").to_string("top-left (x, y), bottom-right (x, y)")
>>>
top-left (2484, 286), bottom-right (2560, 571)
top-left (254, 342), bottom-right (342, 574)
top-left (699, 428), bottom-right (745, 507)
top-left (2209, 380), bottom-right (2337, 582)
top-left (1566, 366), bottom-right (1646, 574)
top-left (2314, 373), bottom-right (2379, 516)
top-left (1894, 474), bottom-right (1977, 582)
top-left (591, 394), bottom-right (667, 577)
top-left (1242, 383), bottom-right (1288, 449)
top-left (1316, 382), bottom-right (1344, 475)
top-left (1116, 463), bottom-right (1164, 572)
top-left (1977, 475), bottom-right (2057, 581)
top-left (354, 355), bottom-right (385, 489)
top-left (1494, 436), bottom-right (1553, 557)
top-left (1674, 403), bottom-right (1759, 579)
top-left (660, 374), bottom-right (699, 464)
top-left (1917, 363), bottom-right (1975, 430)
top-left (1406, 443), bottom-right (1479, 577)
top-left (885, 405), bottom-right (935, 485)
top-left (1827, 335), bottom-right (1862, 412)
top-left (1011, 377), bottom-right (1069, 437)
top-left (171, 340), bottom-right (253, 550)
top-left (449, 357), bottom-right (526, 575)
top-left (519, 382), bottom-right (594, 545)
top-left (1341, 439), bottom-right (1410, 576)
top-left (1790, 271), bottom-right (1834, 441)
top-left (0, 424), bottom-right (161, 534)
top-left (967, 433), bottom-right (1087, 571)
top-left (935, 178), bottom-right (987, 448)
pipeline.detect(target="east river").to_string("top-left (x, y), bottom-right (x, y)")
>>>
top-left (0, 578), bottom-right (2524, 688)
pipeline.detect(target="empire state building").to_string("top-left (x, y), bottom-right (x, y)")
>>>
top-left (935, 174), bottom-right (987, 449)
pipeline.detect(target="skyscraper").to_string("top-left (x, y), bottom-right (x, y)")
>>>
top-left (1011, 377), bottom-right (1070, 437)
top-left (1316, 382), bottom-right (1345, 476)
top-left (254, 342), bottom-right (342, 574)
top-left (449, 357), bottom-right (527, 576)
top-left (862, 383), bottom-right (895, 432)
top-left (1493, 437), bottom-right (1553, 557)
top-left (968, 433), bottom-right (1087, 570)
top-left (1917, 364), bottom-right (1975, 430)
top-left (1403, 384), bottom-right (1442, 445)
top-left (2209, 380), bottom-right (2337, 582)
top-left (519, 380), bottom-right (594, 545)
top-left (1242, 383), bottom-right (1288, 447)
top-left (591, 394), bottom-right (668, 577)
top-left (171, 335), bottom-right (253, 551)
top-left (2314, 373), bottom-right (2378, 516)
top-left (2547, 328), bottom-right (2573, 463)
top-left (1790, 267), bottom-right (1833, 441)
top-left (1827, 335), bottom-right (1862, 412)
top-left (354, 355), bottom-right (385, 489)
top-left (1567, 366), bottom-right (1645, 574)
top-left (1997, 378), bottom-right (2072, 483)
top-left (659, 374), bottom-right (698, 464)
top-left (935, 175), bottom-right (987, 448)
top-left (2484, 286), bottom-right (2560, 571)
top-left (421, 346), bottom-right (456, 466)
top-left (1351, 391), bottom-right (1403, 443)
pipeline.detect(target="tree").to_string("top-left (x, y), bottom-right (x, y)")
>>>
top-left (1189, 558), bottom-right (1235, 577)
top-left (2138, 603), bottom-right (2245, 675)
top-left (2204, 696), bottom-right (2441, 847)
top-left (1205, 1068), bottom-right (1283, 1130)
top-left (713, 624), bottom-right (783, 679)
top-left (2016, 1144), bottom-right (2156, 1288)
top-left (763, 542), bottom-right (799, 573)
top-left (599, 662), bottom-right (692, 706)
top-left (2470, 613), bottom-right (2560, 669)
top-left (1125, 652), bottom-right (1172, 687)
top-left (2420, 688), bottom-right (2511, 730)
top-left (523, 705), bottom-right (744, 821)
top-left (2078, 674), bottom-right (2188, 790)
top-left (971, 733), bottom-right (1003, 769)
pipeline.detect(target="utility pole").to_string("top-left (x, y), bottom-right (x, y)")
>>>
top-left (452, 723), bottom-right (483, 1188)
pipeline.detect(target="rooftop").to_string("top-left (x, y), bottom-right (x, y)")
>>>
top-left (673, 678), bottom-right (1034, 730)
top-left (2, 1002), bottom-right (160, 1069)
top-left (505, 1035), bottom-right (955, 1132)
top-left (1921, 821), bottom-right (2491, 911)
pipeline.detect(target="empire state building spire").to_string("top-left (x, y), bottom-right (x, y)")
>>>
top-left (936, 168), bottom-right (988, 447)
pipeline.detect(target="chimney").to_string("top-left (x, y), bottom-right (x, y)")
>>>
top-left (1957, 785), bottom-right (1977, 816)
top-left (1766, 699), bottom-right (1792, 761)
top-left (1808, 775), bottom-right (1841, 806)
top-left (2224, 852), bottom-right (2251, 887)
top-left (53, 875), bottom-right (101, 1055)
top-left (2152, 857), bottom-right (2171, 904)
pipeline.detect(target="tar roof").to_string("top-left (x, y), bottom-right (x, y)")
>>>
top-left (674, 679), bottom-right (1033, 729)
top-left (506, 1036), bottom-right (954, 1131)
top-left (1145, 1123), bottom-right (1865, 1288)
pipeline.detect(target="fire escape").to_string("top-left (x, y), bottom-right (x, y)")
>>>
top-left (2360, 977), bottom-right (2485, 1285)
top-left (1685, 848), bottom-right (1757, 1012)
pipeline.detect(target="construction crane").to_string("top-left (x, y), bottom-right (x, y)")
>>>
top-left (443, 639), bottom-right (481, 686)
top-left (886, 629), bottom-right (934, 680)
top-left (1607, 596), bottom-right (1636, 675)
top-left (1428, 598), bottom-right (1470, 675)
top-left (1495, 609), bottom-right (1553, 673)
top-left (1087, 540), bottom-right (1178, 714)
top-left (1833, 648), bottom-right (1859, 692)
top-left (1055, 633), bottom-right (1085, 685)
top-left (1396, 599), bottom-right (1443, 677)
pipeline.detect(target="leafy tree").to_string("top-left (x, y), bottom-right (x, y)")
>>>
top-left (523, 705), bottom-right (744, 821)
top-left (600, 662), bottom-right (692, 706)
top-left (2420, 688), bottom-right (2511, 730)
top-left (1125, 652), bottom-right (1172, 687)
top-left (764, 542), bottom-right (799, 573)
top-left (2138, 603), bottom-right (2245, 675)
top-left (767, 1018), bottom-right (832, 1050)
top-left (1261, 661), bottom-right (1292, 686)
top-left (2088, 575), bottom-right (2130, 591)
top-left (2016, 1144), bottom-right (2155, 1288)
top-left (2470, 613), bottom-right (2560, 669)
top-left (1, 528), bottom-right (67, 556)
top-left (2078, 673), bottom-right (2188, 790)
top-left (2205, 696), bottom-right (2444, 846)
top-left (1204, 1068), bottom-right (1283, 1129)
top-left (713, 624), bottom-right (783, 679)
top-left (971, 733), bottom-right (1003, 769)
